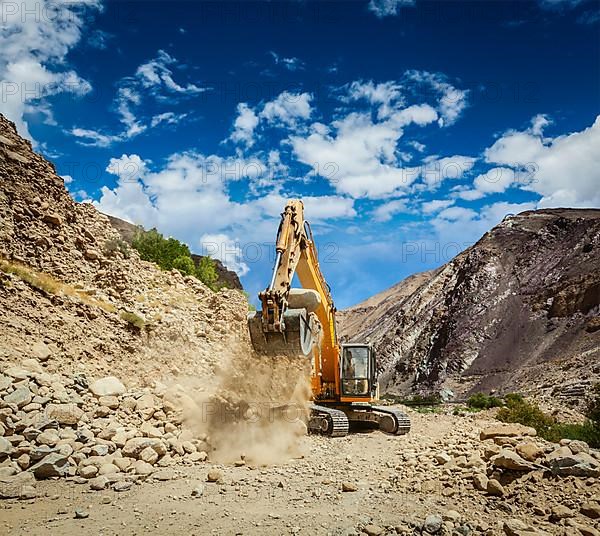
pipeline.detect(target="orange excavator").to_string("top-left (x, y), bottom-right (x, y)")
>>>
top-left (248, 199), bottom-right (410, 437)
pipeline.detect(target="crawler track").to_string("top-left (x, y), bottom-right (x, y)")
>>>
top-left (308, 404), bottom-right (350, 437)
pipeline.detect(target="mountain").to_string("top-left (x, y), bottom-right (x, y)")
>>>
top-left (337, 209), bottom-right (600, 399)
top-left (104, 214), bottom-right (243, 290)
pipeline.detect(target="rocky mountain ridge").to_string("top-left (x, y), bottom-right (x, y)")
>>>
top-left (338, 209), bottom-right (600, 401)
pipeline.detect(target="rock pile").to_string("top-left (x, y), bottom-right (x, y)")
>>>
top-left (0, 369), bottom-right (212, 499)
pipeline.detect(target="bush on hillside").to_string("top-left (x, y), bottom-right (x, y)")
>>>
top-left (467, 393), bottom-right (504, 410)
top-left (131, 228), bottom-right (220, 290)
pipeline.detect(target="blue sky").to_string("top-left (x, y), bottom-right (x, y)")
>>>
top-left (1, 0), bottom-right (599, 307)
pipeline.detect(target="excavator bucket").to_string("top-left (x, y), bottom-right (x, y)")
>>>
top-left (248, 308), bottom-right (319, 357)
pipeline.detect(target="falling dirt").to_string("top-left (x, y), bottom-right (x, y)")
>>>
top-left (182, 340), bottom-right (313, 465)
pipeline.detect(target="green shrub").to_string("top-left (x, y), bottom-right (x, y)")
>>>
top-left (467, 393), bottom-right (504, 410)
top-left (120, 311), bottom-right (145, 330)
top-left (195, 256), bottom-right (219, 290)
top-left (172, 255), bottom-right (196, 276)
top-left (131, 228), bottom-right (221, 290)
top-left (495, 390), bottom-right (600, 448)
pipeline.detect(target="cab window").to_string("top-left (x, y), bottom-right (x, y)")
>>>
top-left (342, 346), bottom-right (370, 396)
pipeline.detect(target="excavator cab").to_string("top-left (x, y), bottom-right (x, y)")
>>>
top-left (340, 344), bottom-right (377, 398)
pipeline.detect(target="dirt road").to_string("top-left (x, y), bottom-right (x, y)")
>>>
top-left (4, 410), bottom-right (597, 536)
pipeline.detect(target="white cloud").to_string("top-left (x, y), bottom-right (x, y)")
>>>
top-left (484, 114), bottom-right (600, 207)
top-left (420, 155), bottom-right (476, 188)
top-left (373, 199), bottom-right (410, 221)
top-left (421, 199), bottom-right (455, 214)
top-left (0, 0), bottom-right (100, 140)
top-left (95, 151), bottom-right (356, 276)
top-left (229, 103), bottom-right (259, 146)
top-left (260, 91), bottom-right (312, 127)
top-left (106, 154), bottom-right (149, 182)
top-left (269, 52), bottom-right (305, 71)
top-left (200, 233), bottom-right (249, 277)
top-left (291, 107), bottom-right (439, 198)
top-left (343, 80), bottom-right (403, 119)
top-left (368, 0), bottom-right (415, 18)
top-left (406, 70), bottom-right (469, 127)
top-left (71, 50), bottom-right (205, 147)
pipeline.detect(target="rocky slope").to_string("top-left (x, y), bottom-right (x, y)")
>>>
top-left (105, 214), bottom-right (243, 290)
top-left (338, 210), bottom-right (600, 400)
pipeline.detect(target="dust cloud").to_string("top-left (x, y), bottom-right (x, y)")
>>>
top-left (183, 340), bottom-right (313, 465)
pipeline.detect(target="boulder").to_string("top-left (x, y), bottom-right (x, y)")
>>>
top-left (472, 473), bottom-right (488, 491)
top-left (480, 424), bottom-right (536, 440)
top-left (36, 429), bottom-right (59, 446)
top-left (207, 469), bottom-right (224, 483)
top-left (122, 437), bottom-right (165, 458)
top-left (89, 377), bottom-right (126, 397)
top-left (98, 396), bottom-right (119, 409)
top-left (490, 449), bottom-right (536, 471)
top-left (503, 518), bottom-right (551, 536)
top-left (28, 452), bottom-right (70, 478)
top-left (580, 501), bottom-right (600, 519)
top-left (516, 442), bottom-right (544, 462)
top-left (4, 386), bottom-right (32, 408)
top-left (423, 514), bottom-right (442, 534)
top-left (0, 437), bottom-right (14, 458)
top-left (45, 403), bottom-right (84, 425)
top-left (133, 460), bottom-right (154, 475)
top-left (89, 475), bottom-right (109, 490)
top-left (0, 471), bottom-right (36, 499)
top-left (31, 341), bottom-right (52, 362)
top-left (486, 478), bottom-right (505, 496)
top-left (548, 451), bottom-right (600, 477)
top-left (139, 446), bottom-right (159, 465)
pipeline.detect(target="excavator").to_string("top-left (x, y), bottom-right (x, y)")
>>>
top-left (248, 199), bottom-right (410, 437)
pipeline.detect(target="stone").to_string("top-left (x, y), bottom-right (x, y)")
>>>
top-left (0, 437), bottom-right (14, 458)
top-left (19, 485), bottom-right (37, 499)
top-left (135, 393), bottom-right (158, 412)
top-left (363, 525), bottom-right (384, 536)
top-left (503, 518), bottom-right (551, 536)
top-left (133, 460), bottom-right (154, 475)
top-left (442, 510), bottom-right (461, 522)
top-left (31, 341), bottom-right (52, 362)
top-left (36, 429), bottom-right (60, 446)
top-left (490, 449), bottom-right (535, 471)
top-left (341, 481), bottom-right (357, 492)
top-left (0, 375), bottom-right (12, 391)
top-left (74, 509), bottom-right (89, 519)
top-left (139, 446), bottom-right (159, 465)
top-left (480, 424), bottom-right (536, 440)
top-left (84, 249), bottom-right (100, 261)
top-left (4, 386), bottom-right (32, 408)
top-left (79, 465), bottom-right (98, 479)
top-left (98, 396), bottom-right (119, 409)
top-left (113, 481), bottom-right (133, 492)
top-left (21, 358), bottom-right (44, 374)
top-left (191, 484), bottom-right (204, 497)
top-left (434, 452), bottom-right (451, 465)
top-left (113, 457), bottom-right (131, 471)
top-left (580, 502), bottom-right (600, 519)
top-left (472, 473), bottom-right (488, 491)
top-left (0, 472), bottom-right (36, 499)
top-left (140, 421), bottom-right (162, 438)
top-left (43, 213), bottom-right (62, 226)
top-left (16, 453), bottom-right (30, 470)
top-left (98, 464), bottom-right (119, 475)
top-left (89, 475), bottom-right (109, 490)
top-left (515, 442), bottom-right (544, 462)
top-left (423, 514), bottom-right (443, 534)
top-left (568, 440), bottom-right (589, 454)
top-left (486, 478), bottom-right (505, 496)
top-left (90, 444), bottom-right (109, 456)
top-left (89, 376), bottom-right (126, 397)
top-left (28, 452), bottom-right (70, 478)
top-left (122, 437), bottom-right (164, 458)
top-left (207, 469), bottom-right (224, 483)
top-left (548, 451), bottom-right (600, 477)
top-left (550, 505), bottom-right (574, 520)
top-left (45, 403), bottom-right (83, 425)
top-left (154, 469), bottom-right (175, 481)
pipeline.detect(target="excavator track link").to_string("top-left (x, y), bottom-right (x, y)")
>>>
top-left (309, 405), bottom-right (349, 437)
top-left (371, 406), bottom-right (411, 435)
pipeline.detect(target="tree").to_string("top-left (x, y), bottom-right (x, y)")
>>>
top-left (172, 255), bottom-right (196, 276)
top-left (196, 256), bottom-right (219, 290)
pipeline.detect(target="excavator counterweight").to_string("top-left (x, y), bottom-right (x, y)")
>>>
top-left (248, 199), bottom-right (411, 437)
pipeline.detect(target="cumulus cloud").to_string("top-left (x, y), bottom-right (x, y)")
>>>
top-left (0, 0), bottom-right (100, 140)
top-left (421, 199), bottom-right (455, 214)
top-left (200, 233), bottom-right (249, 276)
top-left (368, 0), bottom-right (415, 18)
top-left (269, 51), bottom-right (305, 71)
top-left (373, 199), bottom-right (410, 221)
top-left (260, 91), bottom-right (312, 127)
top-left (229, 103), bottom-right (259, 146)
top-left (484, 114), bottom-right (600, 207)
top-left (71, 50), bottom-right (207, 147)
top-left (95, 151), bottom-right (356, 276)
